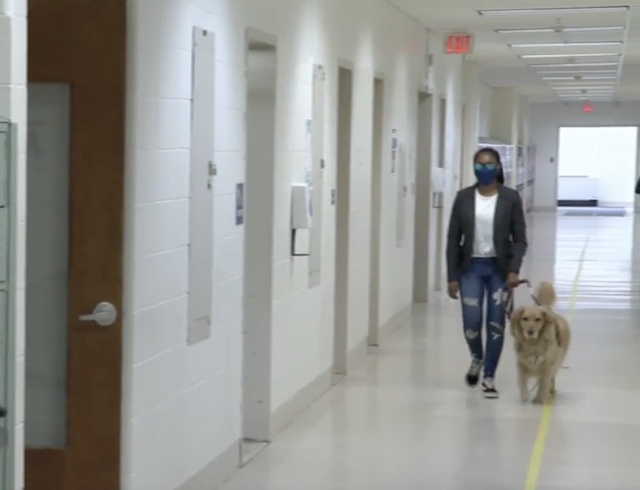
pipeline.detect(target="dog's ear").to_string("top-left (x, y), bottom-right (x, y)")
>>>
top-left (510, 306), bottom-right (525, 338)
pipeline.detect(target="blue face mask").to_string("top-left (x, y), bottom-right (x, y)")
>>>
top-left (474, 162), bottom-right (498, 186)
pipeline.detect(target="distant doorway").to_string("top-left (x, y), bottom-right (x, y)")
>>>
top-left (333, 66), bottom-right (354, 378)
top-left (433, 98), bottom-right (447, 292)
top-left (557, 126), bottom-right (637, 209)
top-left (241, 32), bottom-right (278, 464)
top-left (412, 91), bottom-right (433, 302)
top-left (368, 77), bottom-right (384, 344)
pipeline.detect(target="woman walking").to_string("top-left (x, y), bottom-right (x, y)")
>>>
top-left (446, 147), bottom-right (527, 399)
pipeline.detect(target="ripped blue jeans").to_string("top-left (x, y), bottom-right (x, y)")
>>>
top-left (459, 258), bottom-right (506, 379)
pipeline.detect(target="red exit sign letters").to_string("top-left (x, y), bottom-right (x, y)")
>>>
top-left (444, 33), bottom-right (474, 55)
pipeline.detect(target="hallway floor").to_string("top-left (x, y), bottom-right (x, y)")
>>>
top-left (222, 212), bottom-right (640, 490)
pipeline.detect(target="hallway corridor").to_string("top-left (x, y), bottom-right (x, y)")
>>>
top-left (221, 211), bottom-right (639, 490)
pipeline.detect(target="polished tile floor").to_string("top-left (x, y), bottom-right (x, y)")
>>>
top-left (222, 212), bottom-right (640, 489)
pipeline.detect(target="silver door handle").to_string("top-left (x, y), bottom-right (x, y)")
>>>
top-left (79, 302), bottom-right (118, 327)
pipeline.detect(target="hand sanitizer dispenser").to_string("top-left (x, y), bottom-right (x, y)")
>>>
top-left (291, 183), bottom-right (312, 229)
top-left (291, 183), bottom-right (312, 256)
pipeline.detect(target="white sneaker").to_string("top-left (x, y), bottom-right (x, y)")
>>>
top-left (482, 378), bottom-right (499, 399)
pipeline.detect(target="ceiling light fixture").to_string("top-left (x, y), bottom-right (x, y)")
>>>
top-left (551, 87), bottom-right (614, 94)
top-left (558, 96), bottom-right (614, 101)
top-left (536, 70), bottom-right (618, 74)
top-left (552, 85), bottom-right (615, 89)
top-left (543, 76), bottom-right (617, 80)
top-left (554, 89), bottom-right (615, 93)
top-left (496, 26), bottom-right (625, 34)
top-left (511, 41), bottom-right (623, 48)
top-left (479, 6), bottom-right (629, 15)
top-left (547, 78), bottom-right (617, 82)
top-left (557, 94), bottom-right (614, 98)
top-left (521, 53), bottom-right (621, 58)
top-left (529, 62), bottom-right (619, 68)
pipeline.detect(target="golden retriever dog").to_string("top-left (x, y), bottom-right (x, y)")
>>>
top-left (510, 281), bottom-right (571, 404)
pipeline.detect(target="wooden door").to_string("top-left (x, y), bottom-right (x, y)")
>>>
top-left (25, 1), bottom-right (126, 489)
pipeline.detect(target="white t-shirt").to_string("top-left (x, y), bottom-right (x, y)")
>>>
top-left (473, 190), bottom-right (498, 257)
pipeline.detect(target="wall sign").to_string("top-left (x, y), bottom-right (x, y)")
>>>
top-left (235, 183), bottom-right (244, 225)
top-left (390, 128), bottom-right (398, 173)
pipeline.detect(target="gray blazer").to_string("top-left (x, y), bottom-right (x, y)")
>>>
top-left (446, 185), bottom-right (527, 282)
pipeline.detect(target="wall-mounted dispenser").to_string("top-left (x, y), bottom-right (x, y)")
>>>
top-left (431, 167), bottom-right (445, 209)
top-left (291, 183), bottom-right (312, 256)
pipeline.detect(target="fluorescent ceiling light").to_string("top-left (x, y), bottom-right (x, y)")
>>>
top-left (558, 97), bottom-right (614, 101)
top-left (552, 86), bottom-right (615, 90)
top-left (542, 76), bottom-right (617, 80)
top-left (529, 62), bottom-right (619, 68)
top-left (555, 90), bottom-right (614, 94)
top-left (511, 41), bottom-right (622, 48)
top-left (536, 70), bottom-right (618, 74)
top-left (479, 6), bottom-right (629, 15)
top-left (547, 78), bottom-right (616, 82)
top-left (521, 53), bottom-right (621, 58)
top-left (497, 26), bottom-right (625, 34)
top-left (554, 89), bottom-right (615, 93)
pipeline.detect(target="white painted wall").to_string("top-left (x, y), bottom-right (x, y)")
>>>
top-left (0, 0), bottom-right (469, 488)
top-left (0, 1), bottom-right (26, 489)
top-left (124, 0), bottom-right (465, 489)
top-left (530, 101), bottom-right (640, 210)
top-left (478, 82), bottom-right (493, 139)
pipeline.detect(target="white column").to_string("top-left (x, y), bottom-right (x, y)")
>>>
top-left (461, 60), bottom-right (481, 189)
top-left (519, 96), bottom-right (530, 204)
top-left (489, 87), bottom-right (520, 188)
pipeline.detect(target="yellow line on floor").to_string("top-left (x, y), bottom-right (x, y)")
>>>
top-left (524, 236), bottom-right (590, 490)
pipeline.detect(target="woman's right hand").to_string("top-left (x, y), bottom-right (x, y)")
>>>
top-left (447, 281), bottom-right (459, 300)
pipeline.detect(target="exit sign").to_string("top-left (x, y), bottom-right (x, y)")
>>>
top-left (444, 33), bottom-right (474, 55)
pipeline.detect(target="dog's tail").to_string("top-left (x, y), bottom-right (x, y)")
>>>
top-left (535, 281), bottom-right (557, 307)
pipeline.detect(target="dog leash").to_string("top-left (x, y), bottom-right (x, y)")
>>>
top-left (504, 279), bottom-right (540, 320)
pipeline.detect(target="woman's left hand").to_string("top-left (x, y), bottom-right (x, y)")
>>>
top-left (506, 272), bottom-right (519, 290)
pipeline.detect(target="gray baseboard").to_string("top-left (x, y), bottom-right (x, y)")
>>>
top-left (378, 303), bottom-right (413, 341)
top-left (177, 440), bottom-right (240, 490)
top-left (272, 303), bottom-right (413, 434)
top-left (341, 303), bottom-right (413, 378)
top-left (176, 303), bottom-right (415, 490)
top-left (270, 367), bottom-right (332, 438)
top-left (346, 335), bottom-right (369, 372)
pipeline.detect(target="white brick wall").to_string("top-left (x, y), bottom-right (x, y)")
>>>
top-left (0, 0), bottom-right (468, 488)
top-left (124, 1), bottom-right (465, 489)
top-left (0, 0), bottom-right (26, 488)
